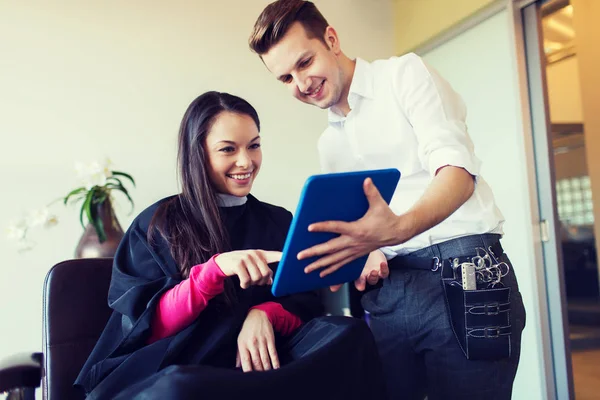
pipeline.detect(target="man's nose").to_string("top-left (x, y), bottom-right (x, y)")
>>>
top-left (296, 73), bottom-right (312, 94)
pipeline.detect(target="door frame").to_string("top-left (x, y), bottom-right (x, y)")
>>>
top-left (514, 1), bottom-right (575, 398)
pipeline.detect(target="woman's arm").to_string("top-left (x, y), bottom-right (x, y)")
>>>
top-left (148, 255), bottom-right (226, 343)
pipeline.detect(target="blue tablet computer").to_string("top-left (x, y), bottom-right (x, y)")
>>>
top-left (271, 168), bottom-right (401, 297)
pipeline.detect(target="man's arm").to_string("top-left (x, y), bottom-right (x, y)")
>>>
top-left (299, 165), bottom-right (474, 276)
top-left (300, 55), bottom-right (479, 276)
top-left (407, 165), bottom-right (475, 240)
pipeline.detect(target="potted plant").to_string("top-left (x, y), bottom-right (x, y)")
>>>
top-left (7, 159), bottom-right (135, 258)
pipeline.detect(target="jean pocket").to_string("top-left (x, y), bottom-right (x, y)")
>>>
top-left (361, 279), bottom-right (402, 317)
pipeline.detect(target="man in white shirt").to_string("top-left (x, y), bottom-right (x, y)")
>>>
top-left (249, 1), bottom-right (526, 399)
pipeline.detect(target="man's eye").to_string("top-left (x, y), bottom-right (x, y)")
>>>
top-left (219, 146), bottom-right (235, 153)
top-left (282, 75), bottom-right (292, 84)
top-left (300, 57), bottom-right (312, 68)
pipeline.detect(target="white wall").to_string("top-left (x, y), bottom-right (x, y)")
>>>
top-left (420, 10), bottom-right (547, 400)
top-left (0, 0), bottom-right (394, 363)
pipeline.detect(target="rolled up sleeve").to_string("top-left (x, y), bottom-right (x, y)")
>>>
top-left (395, 55), bottom-right (481, 178)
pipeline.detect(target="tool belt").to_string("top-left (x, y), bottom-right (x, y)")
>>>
top-left (388, 240), bottom-right (511, 360)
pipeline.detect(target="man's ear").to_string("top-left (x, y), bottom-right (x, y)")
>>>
top-left (324, 26), bottom-right (341, 54)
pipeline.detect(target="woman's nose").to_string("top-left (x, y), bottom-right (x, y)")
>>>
top-left (236, 151), bottom-right (251, 168)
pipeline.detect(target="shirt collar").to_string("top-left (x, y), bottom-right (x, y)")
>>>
top-left (328, 58), bottom-right (374, 123)
top-left (216, 193), bottom-right (247, 207)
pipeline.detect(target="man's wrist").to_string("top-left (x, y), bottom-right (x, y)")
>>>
top-left (390, 212), bottom-right (419, 246)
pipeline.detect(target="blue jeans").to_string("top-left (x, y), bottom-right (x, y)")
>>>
top-left (361, 234), bottom-right (526, 400)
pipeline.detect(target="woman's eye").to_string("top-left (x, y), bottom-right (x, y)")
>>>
top-left (250, 143), bottom-right (261, 150)
top-left (219, 146), bottom-right (235, 153)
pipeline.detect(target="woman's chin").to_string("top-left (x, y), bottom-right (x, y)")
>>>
top-left (226, 184), bottom-right (252, 197)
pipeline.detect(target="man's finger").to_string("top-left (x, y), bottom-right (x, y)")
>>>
top-left (320, 252), bottom-right (359, 278)
top-left (306, 248), bottom-right (354, 276)
top-left (330, 284), bottom-right (344, 292)
top-left (307, 220), bottom-right (350, 235)
top-left (305, 253), bottom-right (343, 275)
top-left (236, 350), bottom-right (241, 368)
top-left (363, 178), bottom-right (385, 207)
top-left (300, 237), bottom-right (349, 268)
top-left (298, 236), bottom-right (347, 262)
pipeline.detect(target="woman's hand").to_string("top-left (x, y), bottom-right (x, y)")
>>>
top-left (215, 250), bottom-right (281, 289)
top-left (236, 309), bottom-right (280, 372)
top-left (353, 249), bottom-right (389, 291)
top-left (329, 249), bottom-right (389, 292)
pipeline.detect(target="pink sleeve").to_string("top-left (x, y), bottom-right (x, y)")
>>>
top-left (250, 302), bottom-right (302, 336)
top-left (148, 255), bottom-right (227, 343)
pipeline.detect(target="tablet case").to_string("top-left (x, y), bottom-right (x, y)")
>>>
top-left (271, 168), bottom-right (401, 297)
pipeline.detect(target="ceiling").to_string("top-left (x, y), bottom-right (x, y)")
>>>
top-left (542, 4), bottom-right (576, 63)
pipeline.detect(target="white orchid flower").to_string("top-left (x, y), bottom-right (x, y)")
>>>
top-left (45, 214), bottom-right (59, 228)
top-left (27, 208), bottom-right (50, 227)
top-left (75, 159), bottom-right (113, 190)
top-left (7, 220), bottom-right (27, 240)
top-left (103, 158), bottom-right (113, 179)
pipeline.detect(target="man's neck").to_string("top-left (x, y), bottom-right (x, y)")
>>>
top-left (330, 56), bottom-right (356, 117)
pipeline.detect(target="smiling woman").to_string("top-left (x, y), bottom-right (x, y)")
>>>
top-left (74, 91), bottom-right (387, 399)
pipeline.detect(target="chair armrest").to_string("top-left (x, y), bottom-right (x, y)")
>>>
top-left (0, 352), bottom-right (42, 393)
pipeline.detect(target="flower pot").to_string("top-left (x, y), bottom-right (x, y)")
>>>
top-left (75, 198), bottom-right (124, 258)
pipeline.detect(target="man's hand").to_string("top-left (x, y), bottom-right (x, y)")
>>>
top-left (299, 178), bottom-right (413, 278)
top-left (236, 309), bottom-right (280, 372)
top-left (330, 250), bottom-right (389, 292)
top-left (299, 167), bottom-right (475, 278)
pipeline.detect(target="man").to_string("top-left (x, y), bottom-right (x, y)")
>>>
top-left (249, 1), bottom-right (526, 399)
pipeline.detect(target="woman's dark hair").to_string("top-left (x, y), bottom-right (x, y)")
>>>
top-left (149, 91), bottom-right (260, 304)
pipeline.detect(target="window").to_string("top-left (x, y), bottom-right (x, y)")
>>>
top-left (556, 176), bottom-right (594, 225)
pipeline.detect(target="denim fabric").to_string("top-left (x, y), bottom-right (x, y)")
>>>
top-left (361, 234), bottom-right (526, 400)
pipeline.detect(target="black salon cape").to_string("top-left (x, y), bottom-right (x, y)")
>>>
top-left (75, 194), bottom-right (387, 400)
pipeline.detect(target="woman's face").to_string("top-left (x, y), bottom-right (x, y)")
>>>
top-left (204, 111), bottom-right (262, 197)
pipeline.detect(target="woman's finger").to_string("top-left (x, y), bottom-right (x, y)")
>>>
top-left (255, 252), bottom-right (273, 285)
top-left (248, 343), bottom-right (264, 371)
top-left (245, 257), bottom-right (263, 285)
top-left (258, 338), bottom-right (272, 371)
top-left (379, 261), bottom-right (390, 279)
top-left (367, 270), bottom-right (380, 285)
top-left (267, 337), bottom-right (280, 369)
top-left (239, 347), bottom-right (253, 372)
top-left (235, 260), bottom-right (251, 289)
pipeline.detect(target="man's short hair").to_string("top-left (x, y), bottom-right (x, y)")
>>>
top-left (249, 0), bottom-right (329, 55)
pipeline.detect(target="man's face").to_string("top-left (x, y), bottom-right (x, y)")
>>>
top-left (262, 22), bottom-right (345, 110)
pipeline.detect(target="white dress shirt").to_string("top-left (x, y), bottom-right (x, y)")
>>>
top-left (318, 53), bottom-right (504, 257)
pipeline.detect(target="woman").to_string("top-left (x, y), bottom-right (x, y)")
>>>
top-left (75, 91), bottom-right (385, 400)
